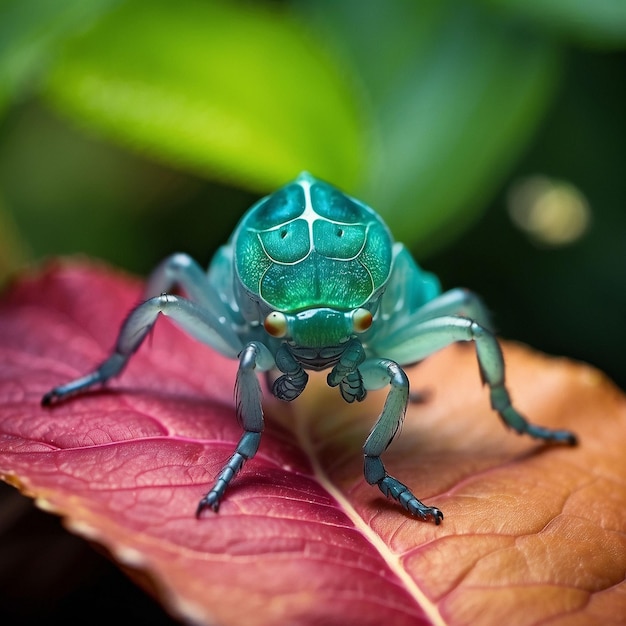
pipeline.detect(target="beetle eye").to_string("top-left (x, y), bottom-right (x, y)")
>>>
top-left (352, 308), bottom-right (373, 333)
top-left (264, 311), bottom-right (288, 337)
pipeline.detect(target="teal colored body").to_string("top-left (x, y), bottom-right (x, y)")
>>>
top-left (227, 172), bottom-right (440, 351)
top-left (43, 172), bottom-right (577, 524)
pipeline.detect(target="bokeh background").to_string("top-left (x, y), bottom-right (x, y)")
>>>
top-left (1, 0), bottom-right (625, 623)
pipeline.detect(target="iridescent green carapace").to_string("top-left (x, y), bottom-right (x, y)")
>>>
top-left (234, 172), bottom-right (392, 312)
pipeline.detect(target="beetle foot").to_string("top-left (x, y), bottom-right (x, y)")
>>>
top-left (493, 397), bottom-right (578, 446)
top-left (196, 472), bottom-right (232, 517)
top-left (378, 476), bottom-right (443, 524)
top-left (520, 424), bottom-right (578, 446)
top-left (196, 446), bottom-right (253, 517)
top-left (196, 490), bottom-right (221, 516)
top-left (41, 388), bottom-right (63, 406)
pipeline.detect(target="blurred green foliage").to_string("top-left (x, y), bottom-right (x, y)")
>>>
top-left (44, 0), bottom-right (365, 191)
top-left (0, 0), bottom-right (625, 388)
top-left (0, 0), bottom-right (116, 113)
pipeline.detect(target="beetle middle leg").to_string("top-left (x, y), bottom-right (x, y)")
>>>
top-left (360, 358), bottom-right (444, 523)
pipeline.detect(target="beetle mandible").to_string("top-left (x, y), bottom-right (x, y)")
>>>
top-left (42, 172), bottom-right (577, 524)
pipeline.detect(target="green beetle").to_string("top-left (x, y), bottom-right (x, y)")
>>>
top-left (43, 172), bottom-right (577, 523)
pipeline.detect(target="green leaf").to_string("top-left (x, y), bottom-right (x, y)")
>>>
top-left (483, 0), bottom-right (626, 48)
top-left (43, 0), bottom-right (364, 192)
top-left (0, 0), bottom-right (118, 114)
top-left (298, 0), bottom-right (562, 255)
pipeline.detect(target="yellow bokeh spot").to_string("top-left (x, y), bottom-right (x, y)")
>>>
top-left (507, 176), bottom-right (591, 246)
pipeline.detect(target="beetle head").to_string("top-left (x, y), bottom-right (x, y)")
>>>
top-left (263, 307), bottom-right (373, 348)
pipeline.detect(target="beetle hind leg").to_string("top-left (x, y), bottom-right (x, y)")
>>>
top-left (379, 315), bottom-right (578, 446)
top-left (42, 294), bottom-right (242, 406)
top-left (471, 323), bottom-right (578, 445)
top-left (41, 354), bottom-right (127, 406)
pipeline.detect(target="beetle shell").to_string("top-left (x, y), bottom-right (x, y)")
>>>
top-left (233, 172), bottom-right (394, 312)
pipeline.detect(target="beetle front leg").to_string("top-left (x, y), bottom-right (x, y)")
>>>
top-left (272, 344), bottom-right (309, 401)
top-left (197, 341), bottom-right (267, 515)
top-left (327, 338), bottom-right (367, 403)
top-left (361, 358), bottom-right (443, 524)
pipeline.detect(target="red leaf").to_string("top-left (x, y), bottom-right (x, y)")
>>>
top-left (1, 260), bottom-right (625, 626)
